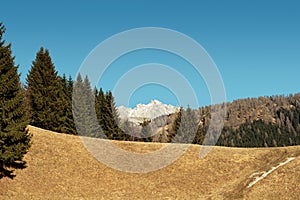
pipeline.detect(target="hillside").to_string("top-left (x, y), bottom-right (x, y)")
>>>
top-left (1, 126), bottom-right (300, 199)
top-left (123, 93), bottom-right (300, 147)
top-left (202, 93), bottom-right (300, 129)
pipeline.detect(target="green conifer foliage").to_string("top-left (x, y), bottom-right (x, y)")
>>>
top-left (58, 74), bottom-right (76, 134)
top-left (173, 106), bottom-right (198, 144)
top-left (73, 74), bottom-right (101, 137)
top-left (95, 89), bottom-right (128, 140)
top-left (169, 107), bottom-right (182, 141)
top-left (0, 22), bottom-right (31, 178)
top-left (104, 91), bottom-right (123, 139)
top-left (27, 48), bottom-right (75, 133)
top-left (27, 48), bottom-right (60, 131)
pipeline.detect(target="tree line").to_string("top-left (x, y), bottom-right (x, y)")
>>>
top-left (27, 47), bottom-right (127, 140)
top-left (0, 22), bottom-right (125, 177)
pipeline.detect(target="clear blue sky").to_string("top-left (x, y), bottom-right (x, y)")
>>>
top-left (1, 0), bottom-right (300, 108)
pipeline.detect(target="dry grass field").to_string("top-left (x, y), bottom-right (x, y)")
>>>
top-left (1, 125), bottom-right (300, 200)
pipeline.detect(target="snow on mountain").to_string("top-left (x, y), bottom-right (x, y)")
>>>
top-left (117, 100), bottom-right (179, 124)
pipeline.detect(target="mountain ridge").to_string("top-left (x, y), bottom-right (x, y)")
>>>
top-left (117, 100), bottom-right (179, 124)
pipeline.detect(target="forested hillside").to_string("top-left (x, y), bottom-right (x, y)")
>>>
top-left (198, 94), bottom-right (300, 147)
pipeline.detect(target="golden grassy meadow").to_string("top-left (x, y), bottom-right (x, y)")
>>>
top-left (1, 126), bottom-right (300, 200)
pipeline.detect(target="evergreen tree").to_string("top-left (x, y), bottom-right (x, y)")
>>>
top-left (26, 48), bottom-right (61, 131)
top-left (193, 125), bottom-right (205, 145)
top-left (58, 74), bottom-right (76, 134)
top-left (95, 89), bottom-right (127, 140)
top-left (108, 91), bottom-right (121, 128)
top-left (173, 106), bottom-right (198, 144)
top-left (73, 74), bottom-right (100, 137)
top-left (72, 74), bottom-right (84, 134)
top-left (102, 91), bottom-right (119, 139)
top-left (67, 75), bottom-right (73, 99)
top-left (27, 48), bottom-right (75, 133)
top-left (169, 107), bottom-right (182, 141)
top-left (0, 22), bottom-right (31, 178)
top-left (104, 91), bottom-right (124, 139)
top-left (95, 87), bottom-right (105, 132)
top-left (140, 119), bottom-right (152, 142)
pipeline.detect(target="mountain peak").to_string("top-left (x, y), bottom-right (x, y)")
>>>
top-left (136, 99), bottom-right (163, 108)
top-left (150, 99), bottom-right (163, 105)
top-left (118, 100), bottom-right (179, 124)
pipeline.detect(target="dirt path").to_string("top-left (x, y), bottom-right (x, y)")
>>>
top-left (246, 157), bottom-right (296, 189)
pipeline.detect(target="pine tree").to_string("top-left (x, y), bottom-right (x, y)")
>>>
top-left (94, 87), bottom-right (104, 131)
top-left (73, 74), bottom-right (101, 137)
top-left (27, 48), bottom-right (75, 133)
top-left (193, 124), bottom-right (205, 145)
top-left (108, 91), bottom-right (121, 128)
top-left (173, 106), bottom-right (198, 144)
top-left (169, 107), bottom-right (182, 142)
top-left (140, 119), bottom-right (152, 142)
top-left (72, 74), bottom-right (85, 134)
top-left (102, 91), bottom-right (115, 138)
top-left (58, 74), bottom-right (76, 134)
top-left (104, 91), bottom-right (124, 139)
top-left (26, 48), bottom-right (61, 131)
top-left (67, 75), bottom-right (73, 99)
top-left (0, 22), bottom-right (31, 178)
top-left (83, 76), bottom-right (101, 137)
top-left (94, 89), bottom-right (126, 140)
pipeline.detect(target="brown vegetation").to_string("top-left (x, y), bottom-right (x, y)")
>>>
top-left (1, 125), bottom-right (300, 199)
top-left (200, 94), bottom-right (300, 129)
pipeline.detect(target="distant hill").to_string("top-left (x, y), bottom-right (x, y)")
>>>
top-left (200, 93), bottom-right (300, 147)
top-left (1, 126), bottom-right (300, 199)
top-left (201, 93), bottom-right (300, 129)
top-left (150, 93), bottom-right (300, 147)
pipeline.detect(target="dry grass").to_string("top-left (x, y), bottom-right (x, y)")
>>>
top-left (1, 125), bottom-right (300, 199)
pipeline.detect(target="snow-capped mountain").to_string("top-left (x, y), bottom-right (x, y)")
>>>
top-left (117, 100), bottom-right (179, 124)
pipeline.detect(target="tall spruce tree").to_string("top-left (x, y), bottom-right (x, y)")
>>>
top-left (72, 74), bottom-right (85, 134)
top-left (104, 91), bottom-right (123, 139)
top-left (0, 22), bottom-right (31, 178)
top-left (67, 75), bottom-right (73, 99)
top-left (169, 107), bottom-right (182, 142)
top-left (27, 47), bottom-right (60, 131)
top-left (73, 74), bottom-right (101, 137)
top-left (95, 87), bottom-right (105, 134)
top-left (27, 48), bottom-right (74, 133)
top-left (173, 106), bottom-right (198, 144)
top-left (94, 89), bottom-right (128, 140)
top-left (58, 74), bottom-right (76, 134)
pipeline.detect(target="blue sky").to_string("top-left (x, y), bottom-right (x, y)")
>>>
top-left (1, 0), bottom-right (300, 108)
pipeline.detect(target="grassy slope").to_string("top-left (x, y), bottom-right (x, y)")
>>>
top-left (1, 126), bottom-right (300, 200)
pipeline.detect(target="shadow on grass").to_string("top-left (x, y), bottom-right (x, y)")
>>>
top-left (0, 161), bottom-right (27, 179)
